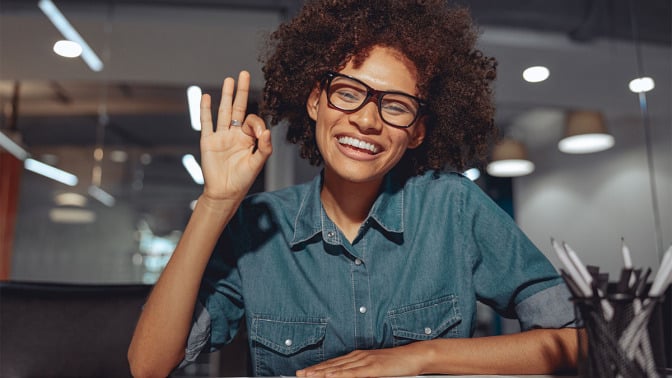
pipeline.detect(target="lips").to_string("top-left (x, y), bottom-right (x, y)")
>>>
top-left (337, 136), bottom-right (380, 154)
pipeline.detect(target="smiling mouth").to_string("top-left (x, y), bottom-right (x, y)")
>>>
top-left (338, 136), bottom-right (380, 154)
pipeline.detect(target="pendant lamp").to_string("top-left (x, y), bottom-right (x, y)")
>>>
top-left (486, 138), bottom-right (535, 177)
top-left (558, 110), bottom-right (614, 154)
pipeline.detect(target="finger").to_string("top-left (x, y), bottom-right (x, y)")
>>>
top-left (244, 115), bottom-right (272, 158)
top-left (200, 94), bottom-right (214, 137)
top-left (217, 77), bottom-right (235, 130)
top-left (297, 353), bottom-right (361, 376)
top-left (230, 71), bottom-right (250, 126)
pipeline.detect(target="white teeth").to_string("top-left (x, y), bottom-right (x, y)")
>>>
top-left (338, 136), bottom-right (379, 154)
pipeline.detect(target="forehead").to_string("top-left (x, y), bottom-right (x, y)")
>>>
top-left (338, 46), bottom-right (420, 96)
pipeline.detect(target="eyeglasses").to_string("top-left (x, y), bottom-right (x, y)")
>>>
top-left (322, 71), bottom-right (426, 128)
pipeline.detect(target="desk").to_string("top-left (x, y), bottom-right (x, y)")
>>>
top-left (170, 375), bottom-right (578, 378)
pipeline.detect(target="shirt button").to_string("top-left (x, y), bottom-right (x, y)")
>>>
top-left (326, 231), bottom-right (335, 238)
top-left (354, 258), bottom-right (362, 265)
top-left (285, 339), bottom-right (293, 347)
top-left (424, 327), bottom-right (432, 335)
top-left (359, 306), bottom-right (367, 314)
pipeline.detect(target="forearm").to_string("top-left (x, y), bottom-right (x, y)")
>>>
top-left (127, 195), bottom-right (240, 378)
top-left (415, 328), bottom-right (578, 375)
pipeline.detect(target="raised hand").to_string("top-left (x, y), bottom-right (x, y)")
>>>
top-left (199, 71), bottom-right (272, 204)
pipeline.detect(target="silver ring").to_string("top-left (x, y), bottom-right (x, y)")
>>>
top-left (230, 119), bottom-right (242, 127)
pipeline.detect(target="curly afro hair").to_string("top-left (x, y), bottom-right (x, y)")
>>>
top-left (260, 0), bottom-right (497, 174)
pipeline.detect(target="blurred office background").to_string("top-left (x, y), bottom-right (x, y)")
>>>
top-left (0, 1), bottom-right (670, 374)
top-left (3, 0), bottom-right (668, 284)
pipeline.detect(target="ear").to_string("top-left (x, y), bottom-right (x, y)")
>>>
top-left (306, 86), bottom-right (321, 122)
top-left (407, 118), bottom-right (426, 149)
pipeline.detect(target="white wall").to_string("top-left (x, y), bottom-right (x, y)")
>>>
top-left (515, 114), bottom-right (671, 278)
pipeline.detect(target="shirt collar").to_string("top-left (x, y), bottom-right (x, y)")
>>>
top-left (290, 173), bottom-right (326, 247)
top-left (290, 171), bottom-right (405, 247)
top-left (368, 173), bottom-right (404, 234)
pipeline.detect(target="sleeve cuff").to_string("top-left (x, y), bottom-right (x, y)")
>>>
top-left (516, 283), bottom-right (577, 331)
top-left (176, 301), bottom-right (212, 369)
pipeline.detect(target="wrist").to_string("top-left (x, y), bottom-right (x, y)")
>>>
top-left (407, 339), bottom-right (440, 375)
top-left (195, 194), bottom-right (241, 215)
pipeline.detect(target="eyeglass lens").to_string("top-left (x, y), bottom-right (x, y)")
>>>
top-left (327, 75), bottom-right (420, 128)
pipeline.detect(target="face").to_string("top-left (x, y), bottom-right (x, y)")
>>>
top-left (306, 46), bottom-right (426, 186)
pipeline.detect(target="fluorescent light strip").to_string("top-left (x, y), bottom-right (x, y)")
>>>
top-left (38, 0), bottom-right (103, 72)
top-left (88, 185), bottom-right (115, 207)
top-left (0, 130), bottom-right (30, 160)
top-left (24, 158), bottom-right (78, 186)
top-left (182, 154), bottom-right (204, 184)
top-left (187, 86), bottom-right (202, 130)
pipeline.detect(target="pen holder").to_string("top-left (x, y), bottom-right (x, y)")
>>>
top-left (572, 293), bottom-right (667, 378)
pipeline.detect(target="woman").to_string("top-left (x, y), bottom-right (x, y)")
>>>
top-left (128, 1), bottom-right (578, 377)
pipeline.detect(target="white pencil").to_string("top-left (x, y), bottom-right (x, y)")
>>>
top-left (563, 241), bottom-right (614, 320)
top-left (648, 244), bottom-right (672, 298)
top-left (551, 238), bottom-right (591, 297)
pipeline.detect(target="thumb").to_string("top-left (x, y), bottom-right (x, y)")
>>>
top-left (257, 129), bottom-right (272, 156)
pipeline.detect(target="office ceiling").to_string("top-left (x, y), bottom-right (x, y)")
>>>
top-left (0, 0), bottom-right (670, 234)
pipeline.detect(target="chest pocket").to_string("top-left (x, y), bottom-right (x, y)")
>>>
top-left (249, 315), bottom-right (327, 376)
top-left (387, 294), bottom-right (462, 347)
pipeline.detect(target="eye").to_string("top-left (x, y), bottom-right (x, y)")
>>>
top-left (381, 98), bottom-right (414, 115)
top-left (335, 88), bottom-right (363, 103)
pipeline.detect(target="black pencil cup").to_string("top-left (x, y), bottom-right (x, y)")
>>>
top-left (572, 293), bottom-right (667, 378)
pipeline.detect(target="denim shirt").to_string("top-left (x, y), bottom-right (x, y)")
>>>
top-left (183, 170), bottom-right (575, 376)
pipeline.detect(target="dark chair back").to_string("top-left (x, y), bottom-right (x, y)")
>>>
top-left (0, 281), bottom-right (152, 378)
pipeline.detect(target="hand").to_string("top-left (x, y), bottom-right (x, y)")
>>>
top-left (199, 71), bottom-right (272, 204)
top-left (295, 346), bottom-right (425, 377)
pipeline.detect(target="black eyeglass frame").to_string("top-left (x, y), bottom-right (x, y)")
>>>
top-left (321, 71), bottom-right (427, 128)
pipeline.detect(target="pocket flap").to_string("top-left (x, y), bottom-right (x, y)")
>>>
top-left (250, 315), bottom-right (327, 355)
top-left (388, 295), bottom-right (461, 340)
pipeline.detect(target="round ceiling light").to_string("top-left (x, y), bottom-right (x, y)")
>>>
top-left (53, 40), bottom-right (82, 58)
top-left (522, 66), bottom-right (550, 83)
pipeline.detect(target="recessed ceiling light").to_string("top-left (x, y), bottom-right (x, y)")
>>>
top-left (49, 208), bottom-right (96, 223)
top-left (628, 77), bottom-right (655, 93)
top-left (54, 192), bottom-right (88, 207)
top-left (53, 40), bottom-right (82, 58)
top-left (522, 66), bottom-right (550, 83)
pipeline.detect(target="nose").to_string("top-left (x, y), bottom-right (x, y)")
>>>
top-left (348, 100), bottom-right (383, 133)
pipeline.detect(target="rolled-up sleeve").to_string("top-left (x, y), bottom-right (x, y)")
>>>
top-left (177, 301), bottom-right (212, 369)
top-left (516, 282), bottom-right (576, 331)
